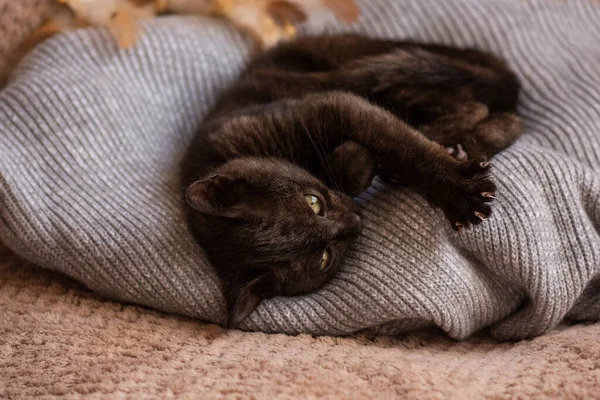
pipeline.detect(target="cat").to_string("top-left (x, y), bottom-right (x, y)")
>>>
top-left (180, 34), bottom-right (522, 326)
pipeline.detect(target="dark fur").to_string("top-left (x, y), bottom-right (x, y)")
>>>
top-left (181, 34), bottom-right (522, 326)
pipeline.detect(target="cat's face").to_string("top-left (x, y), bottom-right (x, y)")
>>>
top-left (184, 158), bottom-right (361, 326)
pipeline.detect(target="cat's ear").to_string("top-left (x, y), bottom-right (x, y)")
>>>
top-left (185, 174), bottom-right (249, 218)
top-left (227, 272), bottom-right (273, 327)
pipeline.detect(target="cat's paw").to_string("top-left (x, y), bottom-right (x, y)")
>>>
top-left (443, 135), bottom-right (488, 161)
top-left (426, 158), bottom-right (497, 231)
top-left (445, 143), bottom-right (469, 161)
top-left (443, 112), bottom-right (523, 162)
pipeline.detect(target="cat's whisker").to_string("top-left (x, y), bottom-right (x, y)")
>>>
top-left (300, 115), bottom-right (338, 189)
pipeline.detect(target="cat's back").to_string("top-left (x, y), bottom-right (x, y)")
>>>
top-left (206, 34), bottom-right (400, 119)
top-left (247, 34), bottom-right (399, 72)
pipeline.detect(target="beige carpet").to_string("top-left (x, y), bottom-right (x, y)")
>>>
top-left (2, 2), bottom-right (600, 399)
top-left (2, 243), bottom-right (600, 399)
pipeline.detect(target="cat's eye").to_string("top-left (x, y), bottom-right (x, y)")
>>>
top-left (305, 195), bottom-right (322, 215)
top-left (320, 249), bottom-right (330, 271)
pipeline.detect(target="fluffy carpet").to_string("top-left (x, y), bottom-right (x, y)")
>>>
top-left (2, 243), bottom-right (600, 399)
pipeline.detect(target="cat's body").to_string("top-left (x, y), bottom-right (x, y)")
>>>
top-left (181, 34), bottom-right (522, 326)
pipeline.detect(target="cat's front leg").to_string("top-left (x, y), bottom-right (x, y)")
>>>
top-left (292, 92), bottom-right (498, 230)
top-left (326, 141), bottom-right (496, 230)
top-left (220, 92), bottom-right (498, 229)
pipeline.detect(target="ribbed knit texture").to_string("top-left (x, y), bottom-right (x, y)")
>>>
top-left (1, 0), bottom-right (599, 340)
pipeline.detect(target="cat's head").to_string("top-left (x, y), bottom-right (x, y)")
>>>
top-left (184, 157), bottom-right (361, 326)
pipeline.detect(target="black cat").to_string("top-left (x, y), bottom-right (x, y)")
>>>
top-left (181, 34), bottom-right (522, 326)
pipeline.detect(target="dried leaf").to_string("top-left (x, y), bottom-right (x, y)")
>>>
top-left (109, 10), bottom-right (140, 49)
top-left (268, 1), bottom-right (307, 26)
top-left (323, 0), bottom-right (359, 22)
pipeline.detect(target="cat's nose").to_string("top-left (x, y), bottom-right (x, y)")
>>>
top-left (337, 213), bottom-right (362, 238)
top-left (350, 212), bottom-right (361, 230)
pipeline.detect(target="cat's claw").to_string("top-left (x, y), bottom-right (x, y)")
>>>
top-left (445, 143), bottom-right (468, 161)
top-left (430, 157), bottom-right (496, 229)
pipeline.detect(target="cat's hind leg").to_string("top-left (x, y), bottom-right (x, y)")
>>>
top-left (423, 112), bottom-right (523, 161)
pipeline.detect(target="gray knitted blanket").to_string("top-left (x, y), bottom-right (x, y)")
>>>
top-left (1, 0), bottom-right (599, 340)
